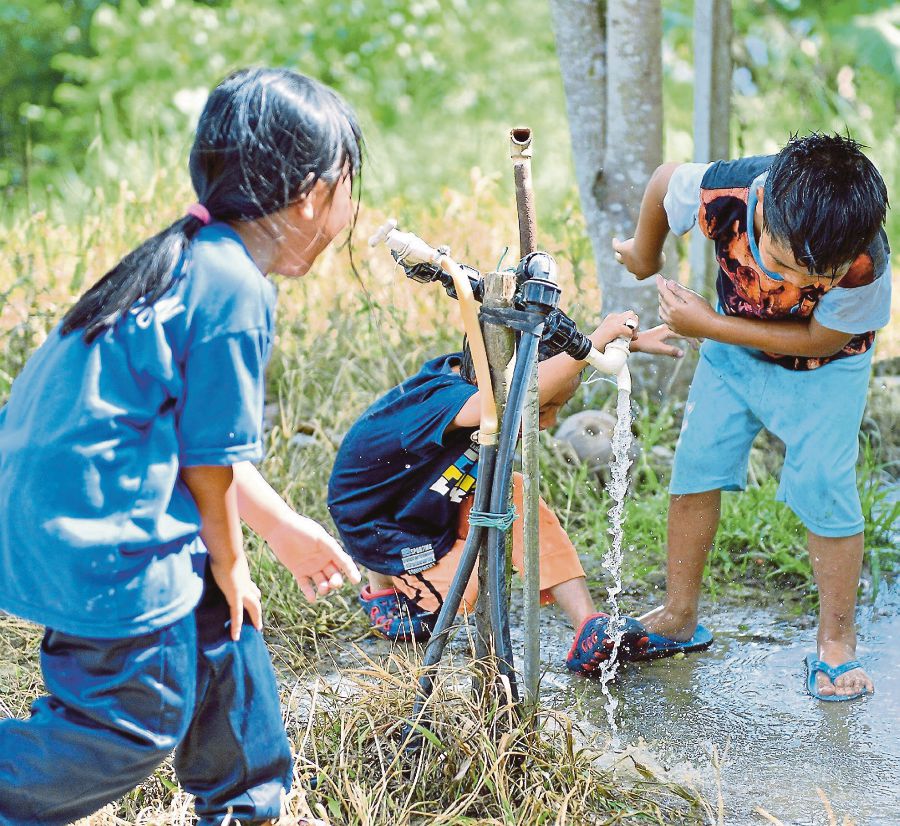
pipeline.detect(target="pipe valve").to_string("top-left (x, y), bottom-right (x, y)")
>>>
top-left (369, 219), bottom-right (442, 267)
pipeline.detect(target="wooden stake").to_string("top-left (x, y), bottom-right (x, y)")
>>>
top-left (474, 271), bottom-right (517, 692)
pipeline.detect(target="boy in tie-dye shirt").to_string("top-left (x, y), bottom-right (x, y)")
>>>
top-left (612, 133), bottom-right (890, 701)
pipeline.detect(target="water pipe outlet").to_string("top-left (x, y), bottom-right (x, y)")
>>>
top-left (584, 319), bottom-right (636, 395)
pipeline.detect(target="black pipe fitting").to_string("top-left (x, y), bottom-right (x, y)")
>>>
top-left (515, 253), bottom-right (562, 314)
top-left (400, 251), bottom-right (596, 361)
top-left (515, 251), bottom-right (557, 284)
top-left (539, 310), bottom-right (593, 361)
top-left (397, 258), bottom-right (484, 302)
top-left (516, 276), bottom-right (561, 315)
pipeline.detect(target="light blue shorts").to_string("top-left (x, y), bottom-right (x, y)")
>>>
top-left (670, 339), bottom-right (874, 537)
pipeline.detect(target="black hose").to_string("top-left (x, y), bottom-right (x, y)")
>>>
top-left (485, 326), bottom-right (543, 702)
top-left (405, 442), bottom-right (498, 753)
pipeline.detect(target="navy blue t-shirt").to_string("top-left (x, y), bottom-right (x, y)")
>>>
top-left (327, 354), bottom-right (479, 576)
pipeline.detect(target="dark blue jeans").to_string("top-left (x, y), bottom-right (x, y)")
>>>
top-left (0, 568), bottom-right (292, 825)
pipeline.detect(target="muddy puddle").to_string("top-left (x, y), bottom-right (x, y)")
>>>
top-left (533, 581), bottom-right (900, 825)
top-left (334, 576), bottom-right (899, 825)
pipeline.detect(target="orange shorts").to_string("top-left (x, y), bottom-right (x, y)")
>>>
top-left (391, 473), bottom-right (585, 614)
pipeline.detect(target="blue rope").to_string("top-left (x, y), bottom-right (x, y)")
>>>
top-left (468, 505), bottom-right (518, 531)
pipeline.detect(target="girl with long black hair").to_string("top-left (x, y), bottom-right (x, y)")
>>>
top-left (0, 67), bottom-right (362, 824)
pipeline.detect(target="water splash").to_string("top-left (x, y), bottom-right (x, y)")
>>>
top-left (597, 388), bottom-right (634, 738)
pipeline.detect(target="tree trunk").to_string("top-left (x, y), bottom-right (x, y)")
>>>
top-left (601, 0), bottom-right (670, 311)
top-left (549, 0), bottom-right (607, 287)
top-left (552, 0), bottom-right (676, 389)
top-left (690, 0), bottom-right (732, 296)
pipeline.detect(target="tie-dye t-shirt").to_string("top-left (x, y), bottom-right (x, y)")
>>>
top-left (663, 157), bottom-right (891, 371)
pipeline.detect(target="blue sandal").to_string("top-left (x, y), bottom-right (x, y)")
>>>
top-left (804, 653), bottom-right (871, 702)
top-left (358, 586), bottom-right (435, 642)
top-left (566, 613), bottom-right (651, 674)
top-left (627, 624), bottom-right (714, 661)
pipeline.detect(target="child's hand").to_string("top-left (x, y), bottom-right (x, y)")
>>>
top-left (209, 552), bottom-right (263, 641)
top-left (613, 237), bottom-right (666, 279)
top-left (588, 310), bottom-right (639, 351)
top-left (268, 514), bottom-right (362, 603)
top-left (656, 275), bottom-right (718, 339)
top-left (630, 323), bottom-right (689, 358)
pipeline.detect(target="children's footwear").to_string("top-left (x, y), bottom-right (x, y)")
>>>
top-left (358, 585), bottom-right (436, 642)
top-left (566, 613), bottom-right (650, 674)
top-left (627, 624), bottom-right (714, 661)
top-left (804, 653), bottom-right (871, 702)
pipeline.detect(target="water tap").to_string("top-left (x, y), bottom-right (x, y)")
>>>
top-left (369, 219), bottom-right (442, 267)
top-left (585, 319), bottom-right (636, 395)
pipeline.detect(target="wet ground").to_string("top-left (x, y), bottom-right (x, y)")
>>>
top-left (330, 479), bottom-right (900, 824)
top-left (342, 578), bottom-right (899, 825)
top-left (533, 581), bottom-right (900, 826)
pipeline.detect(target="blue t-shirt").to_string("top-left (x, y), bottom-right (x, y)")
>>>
top-left (0, 223), bottom-right (276, 638)
top-left (327, 354), bottom-right (479, 576)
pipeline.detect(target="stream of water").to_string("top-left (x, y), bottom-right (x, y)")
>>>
top-left (597, 388), bottom-right (634, 737)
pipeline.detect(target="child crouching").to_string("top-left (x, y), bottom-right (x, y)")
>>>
top-left (328, 312), bottom-right (683, 674)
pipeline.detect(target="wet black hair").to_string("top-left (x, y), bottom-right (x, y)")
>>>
top-left (62, 67), bottom-right (363, 342)
top-left (460, 336), bottom-right (478, 384)
top-left (762, 133), bottom-right (888, 278)
top-left (459, 333), bottom-right (554, 385)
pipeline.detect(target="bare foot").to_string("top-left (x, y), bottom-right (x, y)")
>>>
top-left (637, 604), bottom-right (698, 642)
top-left (813, 641), bottom-right (874, 698)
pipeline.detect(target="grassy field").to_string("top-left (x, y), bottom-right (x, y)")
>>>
top-left (1, 172), bottom-right (898, 823)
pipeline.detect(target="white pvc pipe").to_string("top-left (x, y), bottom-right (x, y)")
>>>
top-left (584, 337), bottom-right (633, 395)
top-left (369, 221), bottom-right (499, 442)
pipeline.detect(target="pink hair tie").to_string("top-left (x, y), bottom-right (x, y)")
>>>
top-left (186, 203), bottom-right (211, 225)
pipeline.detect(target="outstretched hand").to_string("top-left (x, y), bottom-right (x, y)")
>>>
top-left (589, 310), bottom-right (639, 351)
top-left (630, 323), bottom-right (689, 358)
top-left (267, 514), bottom-right (361, 603)
top-left (656, 275), bottom-right (718, 339)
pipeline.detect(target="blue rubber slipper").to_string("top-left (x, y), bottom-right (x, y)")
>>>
top-left (566, 613), bottom-right (651, 674)
top-left (804, 653), bottom-right (870, 702)
top-left (626, 624), bottom-right (714, 661)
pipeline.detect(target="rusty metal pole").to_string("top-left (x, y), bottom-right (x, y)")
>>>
top-left (510, 127), bottom-right (542, 703)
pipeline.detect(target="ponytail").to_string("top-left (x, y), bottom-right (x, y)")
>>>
top-left (62, 68), bottom-right (362, 342)
top-left (60, 216), bottom-right (205, 342)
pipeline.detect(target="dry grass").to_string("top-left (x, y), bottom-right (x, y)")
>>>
top-left (0, 176), bottom-right (698, 825)
top-left (0, 169), bottom-right (897, 824)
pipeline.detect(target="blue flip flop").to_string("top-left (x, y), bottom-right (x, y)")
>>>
top-left (804, 653), bottom-right (870, 702)
top-left (626, 624), bottom-right (714, 661)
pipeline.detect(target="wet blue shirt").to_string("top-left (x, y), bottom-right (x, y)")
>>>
top-left (0, 223), bottom-right (276, 638)
top-left (327, 354), bottom-right (478, 576)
